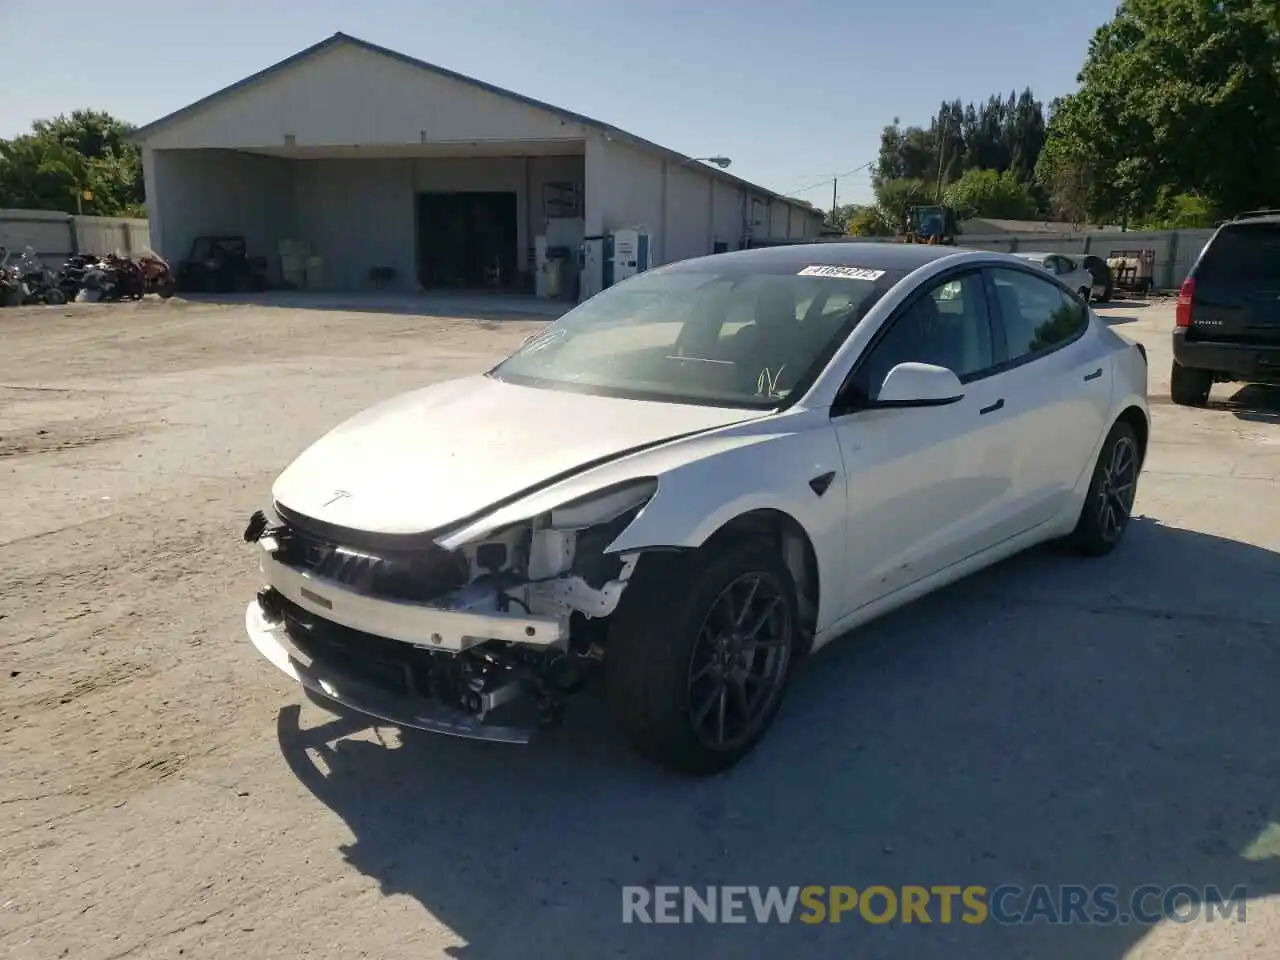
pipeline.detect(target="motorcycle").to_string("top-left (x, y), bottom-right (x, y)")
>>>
top-left (13, 245), bottom-right (67, 305)
top-left (0, 247), bottom-right (24, 307)
top-left (76, 256), bottom-right (117, 302)
top-left (55, 253), bottom-right (100, 303)
top-left (135, 252), bottom-right (176, 298)
top-left (101, 253), bottom-right (144, 300)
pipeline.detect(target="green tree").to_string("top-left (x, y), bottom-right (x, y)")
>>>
top-left (874, 89), bottom-right (1048, 197)
top-left (1040, 0), bottom-right (1280, 223)
top-left (873, 178), bottom-right (934, 234)
top-left (943, 168), bottom-right (1038, 220)
top-left (1136, 188), bottom-right (1218, 229)
top-left (0, 110), bottom-right (145, 216)
top-left (845, 204), bottom-right (894, 237)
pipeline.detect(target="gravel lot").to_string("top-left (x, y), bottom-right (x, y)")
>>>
top-left (2, 294), bottom-right (1277, 960)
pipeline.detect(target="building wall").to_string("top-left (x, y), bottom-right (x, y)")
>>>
top-left (594, 138), bottom-right (664, 250)
top-left (292, 159), bottom-right (415, 291)
top-left (145, 140), bottom-right (820, 292)
top-left (712, 180), bottom-right (746, 248)
top-left (144, 150), bottom-right (586, 291)
top-left (288, 155), bottom-right (585, 290)
top-left (147, 149), bottom-right (295, 265)
top-left (664, 163), bottom-right (710, 264)
top-left (590, 135), bottom-right (821, 266)
top-left (144, 41), bottom-right (585, 151)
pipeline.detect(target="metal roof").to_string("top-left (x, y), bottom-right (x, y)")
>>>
top-left (130, 32), bottom-right (822, 216)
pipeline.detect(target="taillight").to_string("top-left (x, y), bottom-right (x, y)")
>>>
top-left (1175, 276), bottom-right (1195, 327)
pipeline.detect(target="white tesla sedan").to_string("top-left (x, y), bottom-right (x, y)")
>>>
top-left (243, 243), bottom-right (1149, 775)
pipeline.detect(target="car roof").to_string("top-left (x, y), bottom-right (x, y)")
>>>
top-left (1012, 252), bottom-right (1053, 260)
top-left (662, 241), bottom-right (962, 274)
top-left (1225, 209), bottom-right (1280, 225)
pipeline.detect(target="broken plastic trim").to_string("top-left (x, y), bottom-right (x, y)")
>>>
top-left (435, 478), bottom-right (659, 552)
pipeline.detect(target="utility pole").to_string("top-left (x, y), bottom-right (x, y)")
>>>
top-left (831, 178), bottom-right (838, 225)
top-left (934, 115), bottom-right (948, 204)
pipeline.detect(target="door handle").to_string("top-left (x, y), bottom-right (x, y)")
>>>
top-left (979, 399), bottom-right (1005, 415)
top-left (1083, 368), bottom-right (1103, 381)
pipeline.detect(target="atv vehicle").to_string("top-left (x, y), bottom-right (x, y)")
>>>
top-left (177, 236), bottom-right (268, 293)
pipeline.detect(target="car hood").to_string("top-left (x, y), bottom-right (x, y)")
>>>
top-left (271, 375), bottom-right (766, 535)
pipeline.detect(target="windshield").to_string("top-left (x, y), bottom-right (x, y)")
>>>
top-left (489, 262), bottom-right (902, 408)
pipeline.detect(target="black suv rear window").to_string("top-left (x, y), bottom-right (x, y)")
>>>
top-left (1198, 222), bottom-right (1280, 284)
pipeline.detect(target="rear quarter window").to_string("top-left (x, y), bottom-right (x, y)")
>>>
top-left (1198, 223), bottom-right (1280, 284)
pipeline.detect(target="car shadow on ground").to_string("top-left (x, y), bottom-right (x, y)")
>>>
top-left (1211, 384), bottom-right (1280, 425)
top-left (179, 290), bottom-right (571, 323)
top-left (275, 517), bottom-right (1280, 960)
top-left (1097, 299), bottom-right (1153, 310)
top-left (1098, 314), bottom-right (1141, 326)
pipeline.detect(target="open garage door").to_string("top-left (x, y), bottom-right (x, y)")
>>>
top-left (416, 191), bottom-right (518, 290)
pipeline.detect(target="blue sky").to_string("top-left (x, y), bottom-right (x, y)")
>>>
top-left (0, 0), bottom-right (1116, 207)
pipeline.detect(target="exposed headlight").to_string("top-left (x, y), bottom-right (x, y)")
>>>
top-left (547, 478), bottom-right (658, 531)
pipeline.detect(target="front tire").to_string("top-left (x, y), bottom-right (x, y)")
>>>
top-left (1065, 420), bottom-right (1141, 557)
top-left (1170, 361), bottom-right (1212, 406)
top-left (605, 539), bottom-right (799, 775)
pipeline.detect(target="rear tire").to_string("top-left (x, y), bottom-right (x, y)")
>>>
top-left (42, 288), bottom-right (67, 306)
top-left (605, 539), bottom-right (799, 775)
top-left (1170, 361), bottom-right (1212, 407)
top-left (1064, 420), bottom-right (1141, 557)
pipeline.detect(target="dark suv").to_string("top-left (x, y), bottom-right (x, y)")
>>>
top-left (1171, 210), bottom-right (1280, 405)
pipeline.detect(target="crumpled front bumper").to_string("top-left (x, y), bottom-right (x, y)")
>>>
top-left (245, 599), bottom-right (537, 743)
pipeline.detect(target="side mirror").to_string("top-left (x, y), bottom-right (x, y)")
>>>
top-left (874, 362), bottom-right (964, 408)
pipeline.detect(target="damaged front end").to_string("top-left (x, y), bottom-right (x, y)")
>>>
top-left (242, 480), bottom-right (657, 742)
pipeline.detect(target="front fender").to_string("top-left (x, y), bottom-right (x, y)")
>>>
top-left (606, 422), bottom-right (849, 632)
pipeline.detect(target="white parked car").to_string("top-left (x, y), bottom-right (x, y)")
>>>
top-left (243, 243), bottom-right (1149, 775)
top-left (1013, 252), bottom-right (1097, 303)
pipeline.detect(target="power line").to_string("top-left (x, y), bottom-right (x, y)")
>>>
top-left (780, 161), bottom-right (876, 199)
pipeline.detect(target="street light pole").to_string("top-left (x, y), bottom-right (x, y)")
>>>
top-left (691, 156), bottom-right (732, 169)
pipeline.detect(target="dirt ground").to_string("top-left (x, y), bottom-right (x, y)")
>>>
top-left (1, 294), bottom-right (1278, 959)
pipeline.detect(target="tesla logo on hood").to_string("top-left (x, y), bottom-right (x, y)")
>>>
top-left (322, 489), bottom-right (351, 508)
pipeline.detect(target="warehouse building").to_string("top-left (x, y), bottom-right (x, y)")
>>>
top-left (131, 33), bottom-right (827, 300)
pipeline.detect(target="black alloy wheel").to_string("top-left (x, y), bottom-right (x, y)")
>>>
top-left (1095, 431), bottom-right (1138, 545)
top-left (685, 572), bottom-right (792, 752)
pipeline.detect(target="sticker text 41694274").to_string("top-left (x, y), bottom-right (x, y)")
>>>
top-left (797, 265), bottom-right (886, 281)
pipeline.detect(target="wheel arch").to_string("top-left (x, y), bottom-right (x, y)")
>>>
top-left (699, 508), bottom-right (821, 654)
top-left (1115, 404), bottom-right (1149, 468)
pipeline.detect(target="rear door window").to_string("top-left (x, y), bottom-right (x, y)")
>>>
top-left (1198, 223), bottom-right (1280, 285)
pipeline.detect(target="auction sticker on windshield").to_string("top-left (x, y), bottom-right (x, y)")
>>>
top-left (797, 265), bottom-right (886, 281)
